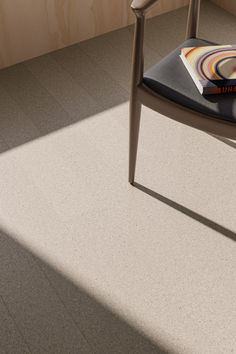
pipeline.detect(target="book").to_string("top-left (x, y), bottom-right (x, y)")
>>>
top-left (180, 44), bottom-right (236, 95)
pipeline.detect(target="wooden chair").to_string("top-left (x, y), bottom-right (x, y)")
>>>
top-left (129, 0), bottom-right (236, 184)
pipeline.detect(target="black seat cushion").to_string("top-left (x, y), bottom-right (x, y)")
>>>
top-left (143, 38), bottom-right (236, 123)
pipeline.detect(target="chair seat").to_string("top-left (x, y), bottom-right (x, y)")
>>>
top-left (143, 38), bottom-right (236, 124)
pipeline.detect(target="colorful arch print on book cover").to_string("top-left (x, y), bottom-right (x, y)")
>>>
top-left (180, 45), bottom-right (236, 95)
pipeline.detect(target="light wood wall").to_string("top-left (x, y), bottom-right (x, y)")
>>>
top-left (211, 0), bottom-right (236, 16)
top-left (0, 0), bottom-right (189, 70)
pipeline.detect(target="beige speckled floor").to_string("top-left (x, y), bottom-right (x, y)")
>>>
top-left (0, 1), bottom-right (236, 353)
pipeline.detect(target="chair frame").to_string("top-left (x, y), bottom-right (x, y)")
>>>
top-left (129, 0), bottom-right (236, 185)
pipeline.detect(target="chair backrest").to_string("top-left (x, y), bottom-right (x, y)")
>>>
top-left (186, 0), bottom-right (201, 40)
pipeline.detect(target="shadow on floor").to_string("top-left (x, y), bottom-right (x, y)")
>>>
top-left (134, 182), bottom-right (236, 242)
top-left (0, 23), bottom-right (133, 154)
top-left (0, 227), bottom-right (174, 354)
top-left (209, 134), bottom-right (236, 149)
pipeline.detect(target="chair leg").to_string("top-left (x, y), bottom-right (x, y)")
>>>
top-left (129, 98), bottom-right (141, 185)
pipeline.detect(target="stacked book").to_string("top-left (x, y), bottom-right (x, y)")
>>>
top-left (180, 45), bottom-right (236, 95)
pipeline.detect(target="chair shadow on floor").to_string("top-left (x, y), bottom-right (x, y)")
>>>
top-left (134, 182), bottom-right (236, 242)
top-left (0, 227), bottom-right (175, 354)
top-left (210, 135), bottom-right (236, 149)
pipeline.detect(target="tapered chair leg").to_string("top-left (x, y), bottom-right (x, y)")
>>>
top-left (129, 10), bottom-right (145, 184)
top-left (129, 99), bottom-right (141, 184)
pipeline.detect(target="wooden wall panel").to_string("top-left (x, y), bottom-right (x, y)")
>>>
top-left (211, 0), bottom-right (236, 16)
top-left (0, 0), bottom-right (189, 70)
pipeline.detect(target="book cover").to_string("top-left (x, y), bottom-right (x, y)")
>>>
top-left (180, 45), bottom-right (236, 95)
